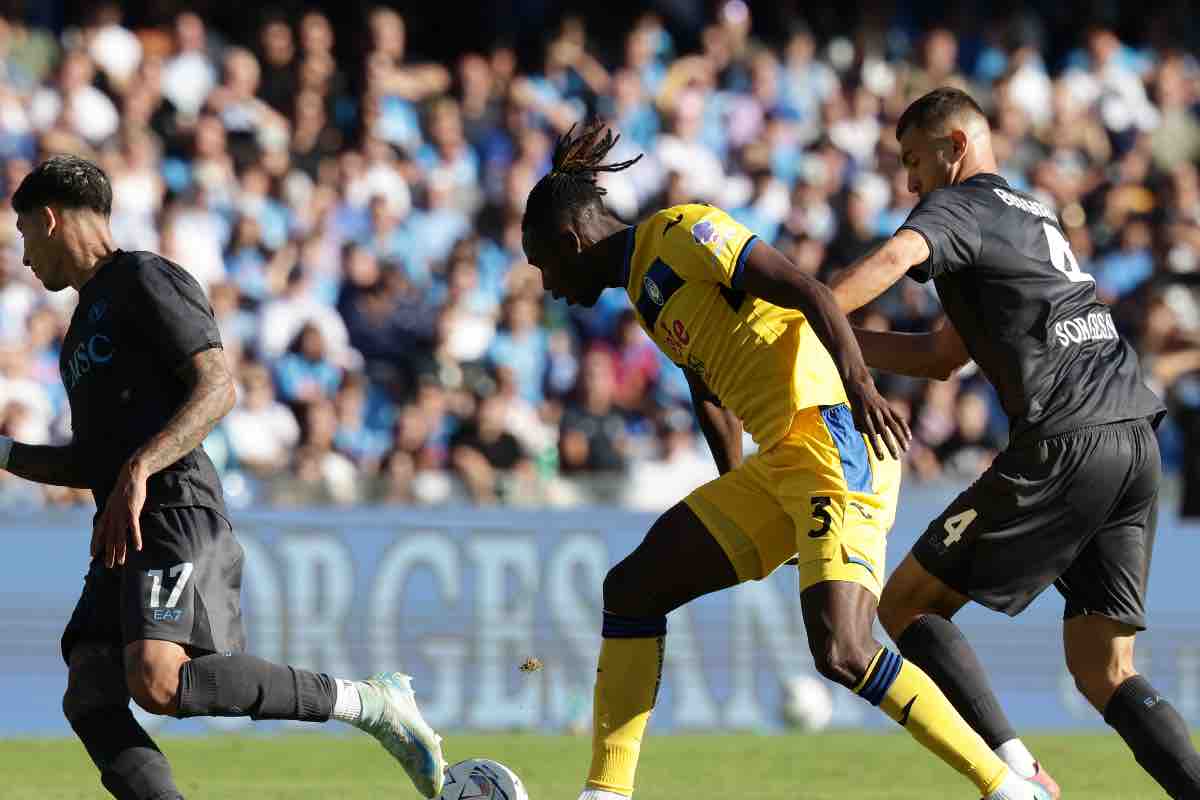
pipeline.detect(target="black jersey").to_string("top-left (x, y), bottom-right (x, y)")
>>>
top-left (60, 250), bottom-right (227, 515)
top-left (900, 173), bottom-right (1164, 444)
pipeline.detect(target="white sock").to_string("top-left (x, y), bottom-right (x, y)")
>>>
top-left (984, 767), bottom-right (1035, 800)
top-left (578, 790), bottom-right (630, 800)
top-left (331, 678), bottom-right (363, 723)
top-left (995, 738), bottom-right (1038, 779)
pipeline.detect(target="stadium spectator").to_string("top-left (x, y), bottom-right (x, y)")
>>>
top-left (223, 362), bottom-right (301, 474)
top-left (295, 396), bottom-right (359, 503)
top-left (273, 321), bottom-right (342, 405)
top-left (450, 390), bottom-right (530, 504)
top-left (559, 348), bottom-right (629, 475)
top-left (0, 3), bottom-right (1194, 508)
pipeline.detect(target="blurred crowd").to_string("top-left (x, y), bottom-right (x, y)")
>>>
top-left (0, 2), bottom-right (1197, 509)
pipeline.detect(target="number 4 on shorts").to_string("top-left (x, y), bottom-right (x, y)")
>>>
top-left (942, 509), bottom-right (977, 547)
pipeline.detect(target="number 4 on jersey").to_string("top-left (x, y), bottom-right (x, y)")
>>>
top-left (942, 509), bottom-right (977, 547)
top-left (1043, 223), bottom-right (1093, 283)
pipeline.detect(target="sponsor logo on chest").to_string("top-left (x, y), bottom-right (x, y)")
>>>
top-left (62, 300), bottom-right (117, 392)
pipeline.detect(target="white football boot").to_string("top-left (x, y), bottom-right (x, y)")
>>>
top-left (352, 672), bottom-right (446, 798)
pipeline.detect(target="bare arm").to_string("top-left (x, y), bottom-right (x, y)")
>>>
top-left (129, 347), bottom-right (236, 477)
top-left (686, 370), bottom-right (743, 475)
top-left (6, 442), bottom-right (91, 488)
top-left (739, 239), bottom-right (911, 458)
top-left (828, 229), bottom-right (931, 313)
top-left (854, 317), bottom-right (971, 381)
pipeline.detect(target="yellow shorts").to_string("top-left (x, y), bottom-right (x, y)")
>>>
top-left (684, 403), bottom-right (901, 597)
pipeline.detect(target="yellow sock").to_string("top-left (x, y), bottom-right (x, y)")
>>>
top-left (586, 614), bottom-right (667, 796)
top-left (855, 647), bottom-right (1008, 795)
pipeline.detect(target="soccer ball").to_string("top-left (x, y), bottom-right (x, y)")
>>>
top-left (438, 759), bottom-right (528, 800)
top-left (781, 673), bottom-right (835, 732)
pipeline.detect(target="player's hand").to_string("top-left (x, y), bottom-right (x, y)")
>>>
top-left (91, 459), bottom-right (148, 568)
top-left (844, 372), bottom-right (911, 461)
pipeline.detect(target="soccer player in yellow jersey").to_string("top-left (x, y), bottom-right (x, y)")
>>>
top-left (521, 123), bottom-right (1052, 800)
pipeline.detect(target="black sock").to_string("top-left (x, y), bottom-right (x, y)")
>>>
top-left (176, 653), bottom-right (336, 722)
top-left (896, 614), bottom-right (1016, 748)
top-left (70, 709), bottom-right (182, 800)
top-left (1104, 675), bottom-right (1200, 799)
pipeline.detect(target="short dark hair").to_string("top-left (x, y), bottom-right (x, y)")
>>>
top-left (12, 154), bottom-right (112, 217)
top-left (896, 87), bottom-right (986, 141)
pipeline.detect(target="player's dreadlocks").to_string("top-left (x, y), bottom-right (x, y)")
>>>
top-left (522, 121), bottom-right (643, 235)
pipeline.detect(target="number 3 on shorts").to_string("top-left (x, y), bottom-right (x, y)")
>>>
top-left (942, 509), bottom-right (977, 547)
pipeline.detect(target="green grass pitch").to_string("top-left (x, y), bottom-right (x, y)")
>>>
top-left (2, 731), bottom-right (1179, 799)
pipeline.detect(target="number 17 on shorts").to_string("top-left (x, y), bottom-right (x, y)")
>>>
top-left (141, 561), bottom-right (194, 624)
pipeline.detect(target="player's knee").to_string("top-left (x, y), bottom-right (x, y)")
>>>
top-left (875, 592), bottom-right (914, 640)
top-left (63, 643), bottom-right (128, 724)
top-left (124, 653), bottom-right (184, 716)
top-left (811, 633), bottom-right (877, 689)
top-left (603, 562), bottom-right (659, 617)
top-left (61, 685), bottom-right (103, 725)
top-left (879, 583), bottom-right (954, 641)
top-left (1069, 661), bottom-right (1137, 711)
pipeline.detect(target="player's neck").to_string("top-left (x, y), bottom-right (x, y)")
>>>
top-left (67, 240), bottom-right (120, 291)
top-left (953, 153), bottom-right (999, 186)
top-left (580, 214), bottom-right (629, 289)
top-left (582, 214), bottom-right (627, 249)
top-left (60, 216), bottom-right (119, 291)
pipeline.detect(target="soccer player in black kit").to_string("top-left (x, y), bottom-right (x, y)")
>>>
top-left (7, 156), bottom-right (447, 799)
top-left (832, 87), bottom-right (1200, 799)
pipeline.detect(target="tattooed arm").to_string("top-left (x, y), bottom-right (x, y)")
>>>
top-left (129, 347), bottom-right (237, 477)
top-left (93, 347), bottom-right (236, 567)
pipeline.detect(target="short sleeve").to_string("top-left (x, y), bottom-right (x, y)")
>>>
top-left (673, 207), bottom-right (759, 288)
top-left (898, 188), bottom-right (982, 282)
top-left (131, 257), bottom-right (223, 369)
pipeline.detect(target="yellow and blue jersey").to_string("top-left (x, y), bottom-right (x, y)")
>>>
top-left (620, 203), bottom-right (848, 451)
top-left (620, 204), bottom-right (899, 594)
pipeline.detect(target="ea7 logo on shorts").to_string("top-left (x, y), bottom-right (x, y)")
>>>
top-left (152, 608), bottom-right (185, 622)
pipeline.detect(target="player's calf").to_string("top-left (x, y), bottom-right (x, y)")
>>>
top-left (802, 582), bottom-right (1049, 799)
top-left (1066, 615), bottom-right (1200, 796)
top-left (807, 624), bottom-right (879, 688)
top-left (64, 642), bottom-right (183, 800)
top-left (171, 650), bottom-right (445, 797)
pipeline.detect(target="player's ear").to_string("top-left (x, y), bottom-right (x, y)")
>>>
top-left (557, 226), bottom-right (583, 255)
top-left (949, 129), bottom-right (968, 163)
top-left (40, 205), bottom-right (57, 237)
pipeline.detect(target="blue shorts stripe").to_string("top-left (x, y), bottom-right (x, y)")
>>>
top-left (846, 555), bottom-right (875, 575)
top-left (820, 403), bottom-right (873, 493)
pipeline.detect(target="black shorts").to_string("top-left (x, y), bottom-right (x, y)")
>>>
top-left (61, 505), bottom-right (246, 664)
top-left (912, 418), bottom-right (1160, 630)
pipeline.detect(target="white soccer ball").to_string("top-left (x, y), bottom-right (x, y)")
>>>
top-left (438, 759), bottom-right (529, 800)
top-left (781, 673), bottom-right (835, 732)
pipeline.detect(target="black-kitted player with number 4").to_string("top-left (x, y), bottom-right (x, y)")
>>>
top-left (7, 156), bottom-right (447, 799)
top-left (832, 87), bottom-right (1200, 799)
